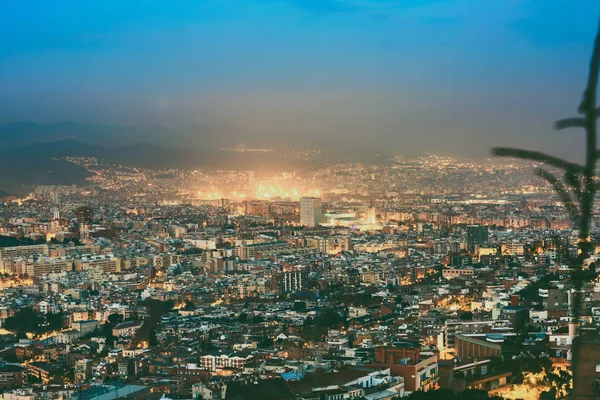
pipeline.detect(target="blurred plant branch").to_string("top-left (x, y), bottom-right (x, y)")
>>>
top-left (491, 17), bottom-right (600, 252)
top-left (491, 17), bottom-right (600, 396)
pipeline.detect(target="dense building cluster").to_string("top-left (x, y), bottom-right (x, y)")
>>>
top-left (0, 156), bottom-right (598, 400)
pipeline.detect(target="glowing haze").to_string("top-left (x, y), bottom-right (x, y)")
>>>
top-left (1, 0), bottom-right (600, 156)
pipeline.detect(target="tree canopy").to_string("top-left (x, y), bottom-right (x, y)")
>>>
top-left (404, 389), bottom-right (502, 400)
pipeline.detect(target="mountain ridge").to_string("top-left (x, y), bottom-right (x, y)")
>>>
top-left (0, 139), bottom-right (197, 195)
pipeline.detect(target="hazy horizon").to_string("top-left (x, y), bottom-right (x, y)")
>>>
top-left (2, 1), bottom-right (600, 157)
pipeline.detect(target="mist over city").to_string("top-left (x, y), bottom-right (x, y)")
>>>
top-left (1, 2), bottom-right (600, 400)
top-left (1, 1), bottom-right (600, 157)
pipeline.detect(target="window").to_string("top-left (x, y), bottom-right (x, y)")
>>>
top-left (596, 364), bottom-right (600, 373)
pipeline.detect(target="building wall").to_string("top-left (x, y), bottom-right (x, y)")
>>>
top-left (272, 270), bottom-right (308, 293)
top-left (456, 336), bottom-right (502, 361)
top-left (370, 347), bottom-right (438, 392)
top-left (0, 245), bottom-right (49, 260)
top-left (72, 321), bottom-right (99, 335)
top-left (300, 197), bottom-right (322, 227)
top-left (572, 339), bottom-right (600, 400)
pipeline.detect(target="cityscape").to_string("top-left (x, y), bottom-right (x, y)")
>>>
top-left (0, 152), bottom-right (595, 400)
top-left (2, 1), bottom-right (600, 400)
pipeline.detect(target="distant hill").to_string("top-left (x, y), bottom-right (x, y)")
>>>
top-left (0, 155), bottom-right (91, 195)
top-left (0, 122), bottom-right (397, 194)
top-left (0, 121), bottom-right (149, 150)
top-left (0, 122), bottom-right (394, 166)
top-left (0, 121), bottom-right (230, 153)
top-left (0, 139), bottom-right (198, 195)
top-left (6, 139), bottom-right (196, 169)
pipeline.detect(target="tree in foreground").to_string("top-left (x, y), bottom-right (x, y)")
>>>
top-left (403, 389), bottom-right (503, 400)
top-left (492, 17), bottom-right (600, 395)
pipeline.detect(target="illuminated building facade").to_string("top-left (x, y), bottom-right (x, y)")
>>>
top-left (300, 197), bottom-right (322, 227)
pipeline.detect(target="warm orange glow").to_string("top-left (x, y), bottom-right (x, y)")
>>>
top-left (194, 174), bottom-right (322, 201)
top-left (496, 371), bottom-right (571, 400)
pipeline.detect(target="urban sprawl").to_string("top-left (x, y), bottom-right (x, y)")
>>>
top-left (0, 155), bottom-right (598, 400)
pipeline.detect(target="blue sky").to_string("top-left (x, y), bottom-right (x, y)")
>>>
top-left (1, 0), bottom-right (599, 155)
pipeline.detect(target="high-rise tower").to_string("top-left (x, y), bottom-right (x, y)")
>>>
top-left (300, 197), bottom-right (322, 227)
top-left (76, 206), bottom-right (94, 224)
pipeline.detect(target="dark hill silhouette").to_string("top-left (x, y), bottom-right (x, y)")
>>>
top-left (0, 139), bottom-right (194, 194)
top-left (0, 156), bottom-right (91, 195)
top-left (0, 130), bottom-right (395, 194)
top-left (0, 122), bottom-right (393, 166)
top-left (0, 121), bottom-right (146, 150)
top-left (5, 139), bottom-right (195, 169)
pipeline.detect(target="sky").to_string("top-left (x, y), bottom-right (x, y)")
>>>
top-left (1, 0), bottom-right (600, 156)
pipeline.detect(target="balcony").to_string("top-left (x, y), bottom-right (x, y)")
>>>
top-left (419, 376), bottom-right (440, 391)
